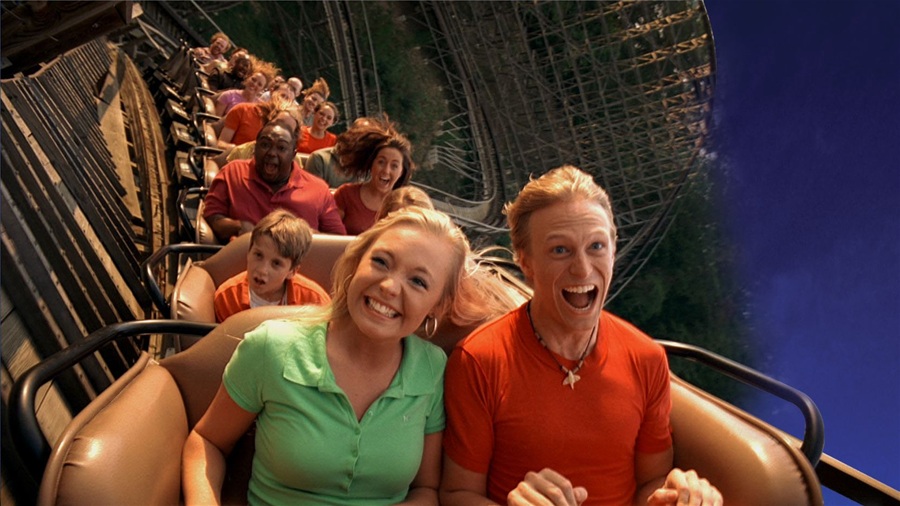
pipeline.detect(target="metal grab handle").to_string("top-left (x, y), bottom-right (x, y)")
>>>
top-left (658, 339), bottom-right (825, 465)
top-left (141, 242), bottom-right (222, 317)
top-left (9, 320), bottom-right (216, 479)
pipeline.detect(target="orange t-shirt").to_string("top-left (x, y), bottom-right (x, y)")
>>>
top-left (213, 271), bottom-right (331, 323)
top-left (223, 102), bottom-right (264, 146)
top-left (443, 305), bottom-right (673, 505)
top-left (297, 126), bottom-right (337, 154)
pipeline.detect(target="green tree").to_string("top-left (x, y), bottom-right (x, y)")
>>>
top-left (608, 161), bottom-right (755, 403)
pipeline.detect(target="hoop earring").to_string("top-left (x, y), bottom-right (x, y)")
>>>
top-left (424, 316), bottom-right (437, 338)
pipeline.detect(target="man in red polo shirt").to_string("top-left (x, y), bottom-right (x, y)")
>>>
top-left (204, 118), bottom-right (346, 243)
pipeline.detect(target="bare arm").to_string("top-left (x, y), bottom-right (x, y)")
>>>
top-left (214, 97), bottom-right (227, 117)
top-left (217, 126), bottom-right (237, 151)
top-left (634, 448), bottom-right (673, 505)
top-left (439, 456), bottom-right (498, 506)
top-left (182, 384), bottom-right (258, 506)
top-left (397, 432), bottom-right (443, 505)
top-left (635, 448), bottom-right (722, 506)
top-left (207, 214), bottom-right (253, 243)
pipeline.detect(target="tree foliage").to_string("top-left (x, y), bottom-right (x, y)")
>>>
top-left (607, 161), bottom-right (755, 403)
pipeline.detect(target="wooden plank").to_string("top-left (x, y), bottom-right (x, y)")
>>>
top-left (31, 70), bottom-right (131, 211)
top-left (1, 139), bottom-right (122, 328)
top-left (1, 2), bottom-right (135, 76)
top-left (2, 94), bottom-right (145, 316)
top-left (4, 82), bottom-right (143, 283)
top-left (117, 50), bottom-right (170, 255)
top-left (0, 226), bottom-right (111, 397)
top-left (97, 58), bottom-right (143, 225)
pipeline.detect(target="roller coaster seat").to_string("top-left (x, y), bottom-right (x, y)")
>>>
top-left (33, 306), bottom-right (823, 505)
top-left (668, 376), bottom-right (823, 505)
top-left (171, 232), bottom-right (356, 345)
top-left (37, 307), bottom-right (296, 506)
top-left (193, 195), bottom-right (219, 245)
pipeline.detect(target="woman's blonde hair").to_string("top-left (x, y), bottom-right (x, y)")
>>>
top-left (375, 186), bottom-right (434, 221)
top-left (286, 209), bottom-right (526, 337)
top-left (330, 207), bottom-right (486, 330)
top-left (248, 57), bottom-right (280, 89)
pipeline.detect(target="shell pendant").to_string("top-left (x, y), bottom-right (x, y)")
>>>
top-left (563, 370), bottom-right (581, 390)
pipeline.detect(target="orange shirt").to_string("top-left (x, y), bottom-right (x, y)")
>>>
top-left (213, 271), bottom-right (331, 323)
top-left (444, 305), bottom-right (673, 505)
top-left (297, 126), bottom-right (337, 154)
top-left (223, 102), bottom-right (264, 145)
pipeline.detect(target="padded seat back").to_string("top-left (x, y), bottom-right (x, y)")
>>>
top-left (204, 156), bottom-right (221, 186)
top-left (170, 233), bottom-right (253, 327)
top-left (38, 307), bottom-right (303, 506)
top-left (297, 233), bottom-right (356, 292)
top-left (38, 355), bottom-right (186, 506)
top-left (669, 375), bottom-right (823, 506)
top-left (194, 197), bottom-right (219, 245)
top-left (201, 119), bottom-right (218, 148)
top-left (170, 233), bottom-right (355, 345)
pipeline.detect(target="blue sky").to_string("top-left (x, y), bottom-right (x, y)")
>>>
top-left (704, 0), bottom-right (900, 496)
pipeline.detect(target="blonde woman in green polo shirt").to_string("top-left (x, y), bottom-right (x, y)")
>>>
top-left (182, 207), bottom-right (494, 505)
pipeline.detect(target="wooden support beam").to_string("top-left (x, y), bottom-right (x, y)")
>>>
top-left (1, 1), bottom-right (137, 77)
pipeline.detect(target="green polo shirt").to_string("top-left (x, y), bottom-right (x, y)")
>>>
top-left (223, 319), bottom-right (446, 505)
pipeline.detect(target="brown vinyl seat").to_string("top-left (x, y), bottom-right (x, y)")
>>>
top-left (37, 306), bottom-right (298, 506)
top-left (170, 232), bottom-right (355, 349)
top-left (35, 304), bottom-right (823, 506)
top-left (193, 197), bottom-right (219, 245)
top-left (669, 375), bottom-right (823, 505)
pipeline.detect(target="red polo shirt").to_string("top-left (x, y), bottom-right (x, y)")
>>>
top-left (203, 158), bottom-right (346, 234)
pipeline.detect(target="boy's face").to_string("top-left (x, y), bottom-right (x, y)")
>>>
top-left (247, 235), bottom-right (297, 301)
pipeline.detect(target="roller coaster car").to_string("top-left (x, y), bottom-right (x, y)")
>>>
top-left (9, 307), bottom-right (827, 505)
top-left (16, 235), bottom-right (830, 506)
top-left (21, 212), bottom-right (830, 505)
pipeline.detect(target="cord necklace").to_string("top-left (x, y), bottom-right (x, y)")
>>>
top-left (526, 302), bottom-right (596, 390)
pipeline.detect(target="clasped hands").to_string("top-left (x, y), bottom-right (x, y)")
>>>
top-left (507, 468), bottom-right (722, 506)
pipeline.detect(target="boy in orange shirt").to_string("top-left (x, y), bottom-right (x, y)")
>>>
top-left (214, 210), bottom-right (330, 322)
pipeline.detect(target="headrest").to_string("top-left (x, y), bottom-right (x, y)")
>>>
top-left (172, 258), bottom-right (217, 323)
top-left (199, 232), bottom-right (252, 286)
top-left (298, 233), bottom-right (356, 291)
top-left (195, 199), bottom-right (219, 245)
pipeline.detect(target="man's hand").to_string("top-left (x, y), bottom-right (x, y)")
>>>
top-left (646, 468), bottom-right (722, 506)
top-left (508, 468), bottom-right (588, 506)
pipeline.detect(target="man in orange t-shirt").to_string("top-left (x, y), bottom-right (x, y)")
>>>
top-left (441, 166), bottom-right (722, 506)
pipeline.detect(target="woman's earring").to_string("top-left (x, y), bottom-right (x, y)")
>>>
top-left (424, 316), bottom-right (437, 338)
